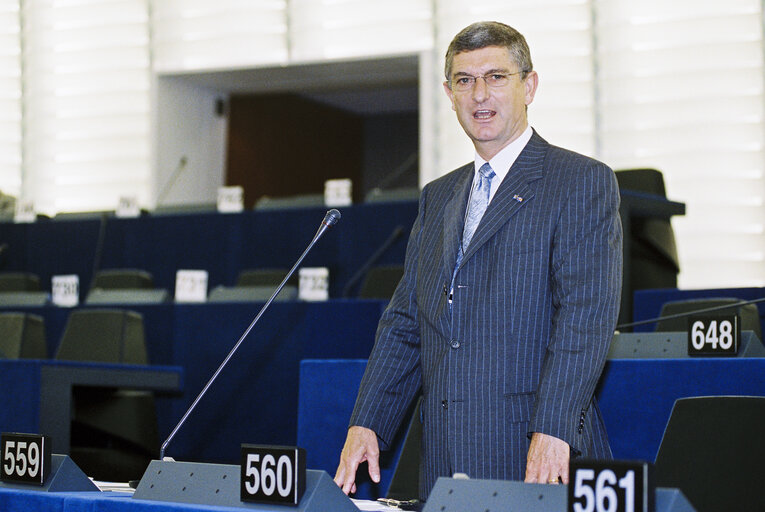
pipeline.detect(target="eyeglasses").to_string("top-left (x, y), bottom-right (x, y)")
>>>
top-left (449, 71), bottom-right (525, 92)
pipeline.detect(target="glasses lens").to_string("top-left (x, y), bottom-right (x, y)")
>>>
top-left (487, 74), bottom-right (508, 87)
top-left (453, 77), bottom-right (474, 91)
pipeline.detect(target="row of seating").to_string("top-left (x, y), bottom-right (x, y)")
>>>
top-left (0, 187), bottom-right (422, 222)
top-left (0, 264), bottom-right (406, 307)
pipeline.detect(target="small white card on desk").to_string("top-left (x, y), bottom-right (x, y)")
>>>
top-left (52, 275), bottom-right (79, 307)
top-left (324, 179), bottom-right (352, 207)
top-left (175, 270), bottom-right (208, 303)
top-left (14, 199), bottom-right (36, 223)
top-left (298, 267), bottom-right (329, 302)
top-left (116, 195), bottom-right (140, 218)
top-left (217, 186), bottom-right (244, 213)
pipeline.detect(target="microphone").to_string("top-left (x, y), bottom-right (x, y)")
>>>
top-left (320, 207), bottom-right (341, 230)
top-left (0, 243), bottom-right (8, 269)
top-left (155, 156), bottom-right (188, 207)
top-left (341, 225), bottom-right (405, 298)
top-left (616, 296), bottom-right (765, 331)
top-left (88, 213), bottom-right (109, 293)
top-left (159, 209), bottom-right (341, 460)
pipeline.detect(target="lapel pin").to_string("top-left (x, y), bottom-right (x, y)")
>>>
top-left (513, 194), bottom-right (524, 202)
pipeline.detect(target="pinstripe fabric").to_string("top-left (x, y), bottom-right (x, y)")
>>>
top-left (349, 131), bottom-right (622, 499)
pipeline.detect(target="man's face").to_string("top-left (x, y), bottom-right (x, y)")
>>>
top-left (444, 46), bottom-right (538, 160)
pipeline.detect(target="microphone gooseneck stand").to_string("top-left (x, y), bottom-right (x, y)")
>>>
top-left (159, 209), bottom-right (341, 460)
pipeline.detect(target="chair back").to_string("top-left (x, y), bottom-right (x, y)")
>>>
top-left (655, 396), bottom-right (765, 512)
top-left (55, 309), bottom-right (147, 364)
top-left (0, 312), bottom-right (47, 359)
top-left (93, 269), bottom-right (154, 290)
top-left (236, 268), bottom-right (293, 287)
top-left (0, 272), bottom-right (40, 292)
top-left (358, 265), bottom-right (404, 300)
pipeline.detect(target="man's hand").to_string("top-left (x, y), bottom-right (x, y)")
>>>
top-left (524, 432), bottom-right (570, 484)
top-left (333, 426), bottom-right (381, 495)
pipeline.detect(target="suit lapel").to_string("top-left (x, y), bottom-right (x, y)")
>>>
top-left (460, 131), bottom-right (548, 265)
top-left (442, 163), bottom-right (474, 274)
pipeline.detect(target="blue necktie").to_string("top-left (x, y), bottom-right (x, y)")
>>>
top-left (456, 162), bottom-right (495, 269)
top-left (450, 163), bottom-right (495, 306)
top-left (462, 163), bottom-right (495, 251)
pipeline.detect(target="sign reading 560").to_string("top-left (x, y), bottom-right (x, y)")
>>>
top-left (240, 445), bottom-right (306, 506)
top-left (1, 433), bottom-right (50, 486)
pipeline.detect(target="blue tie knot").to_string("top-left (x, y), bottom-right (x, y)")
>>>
top-left (479, 162), bottom-right (495, 181)
top-left (478, 163), bottom-right (495, 194)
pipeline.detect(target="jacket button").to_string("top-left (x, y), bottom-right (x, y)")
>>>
top-left (441, 400), bottom-right (448, 409)
top-left (450, 339), bottom-right (460, 349)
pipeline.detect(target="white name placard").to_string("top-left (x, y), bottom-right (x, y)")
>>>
top-left (175, 270), bottom-right (209, 303)
top-left (52, 275), bottom-right (79, 307)
top-left (298, 267), bottom-right (329, 302)
top-left (14, 200), bottom-right (36, 223)
top-left (217, 186), bottom-right (244, 213)
top-left (324, 179), bottom-right (352, 207)
top-left (116, 195), bottom-right (140, 218)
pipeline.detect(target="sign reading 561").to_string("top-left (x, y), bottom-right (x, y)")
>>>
top-left (569, 460), bottom-right (654, 512)
top-left (1, 433), bottom-right (51, 486)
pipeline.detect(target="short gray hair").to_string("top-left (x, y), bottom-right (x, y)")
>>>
top-left (444, 21), bottom-right (533, 83)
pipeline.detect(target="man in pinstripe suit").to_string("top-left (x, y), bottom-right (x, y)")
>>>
top-left (335, 21), bottom-right (622, 500)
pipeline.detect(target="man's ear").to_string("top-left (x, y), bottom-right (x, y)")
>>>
top-left (524, 71), bottom-right (539, 106)
top-left (443, 81), bottom-right (456, 111)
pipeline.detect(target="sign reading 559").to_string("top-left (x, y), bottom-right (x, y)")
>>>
top-left (1, 433), bottom-right (50, 486)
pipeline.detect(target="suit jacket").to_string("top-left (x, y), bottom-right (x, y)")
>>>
top-left (350, 131), bottom-right (622, 499)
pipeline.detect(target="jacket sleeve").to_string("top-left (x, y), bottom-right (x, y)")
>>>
top-left (529, 161), bottom-right (622, 454)
top-left (348, 186), bottom-right (427, 449)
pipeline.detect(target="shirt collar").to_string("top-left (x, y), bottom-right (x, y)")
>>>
top-left (474, 125), bottom-right (533, 203)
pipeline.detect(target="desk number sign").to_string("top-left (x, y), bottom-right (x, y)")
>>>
top-left (688, 315), bottom-right (739, 356)
top-left (569, 460), bottom-right (654, 512)
top-left (1, 433), bottom-right (51, 486)
top-left (240, 445), bottom-right (306, 506)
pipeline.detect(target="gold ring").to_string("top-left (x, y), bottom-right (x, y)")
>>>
top-left (549, 478), bottom-right (559, 483)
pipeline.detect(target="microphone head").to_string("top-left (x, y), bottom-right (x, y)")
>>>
top-left (323, 209), bottom-right (341, 227)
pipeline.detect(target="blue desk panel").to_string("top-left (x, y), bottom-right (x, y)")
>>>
top-left (297, 359), bottom-right (398, 500)
top-left (0, 201), bottom-right (418, 300)
top-left (0, 359), bottom-right (42, 433)
top-left (0, 488), bottom-right (282, 512)
top-left (297, 357), bottom-right (765, 500)
top-left (164, 301), bottom-right (384, 463)
top-left (0, 360), bottom-right (183, 455)
top-left (0, 300), bottom-right (386, 464)
top-left (596, 358), bottom-right (765, 461)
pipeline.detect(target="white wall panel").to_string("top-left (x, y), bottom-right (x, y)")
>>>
top-left (0, 1), bottom-right (21, 197)
top-left (289, 0), bottom-right (432, 62)
top-left (151, 0), bottom-right (288, 72)
top-left (22, 0), bottom-right (151, 214)
top-left (596, 0), bottom-right (765, 287)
